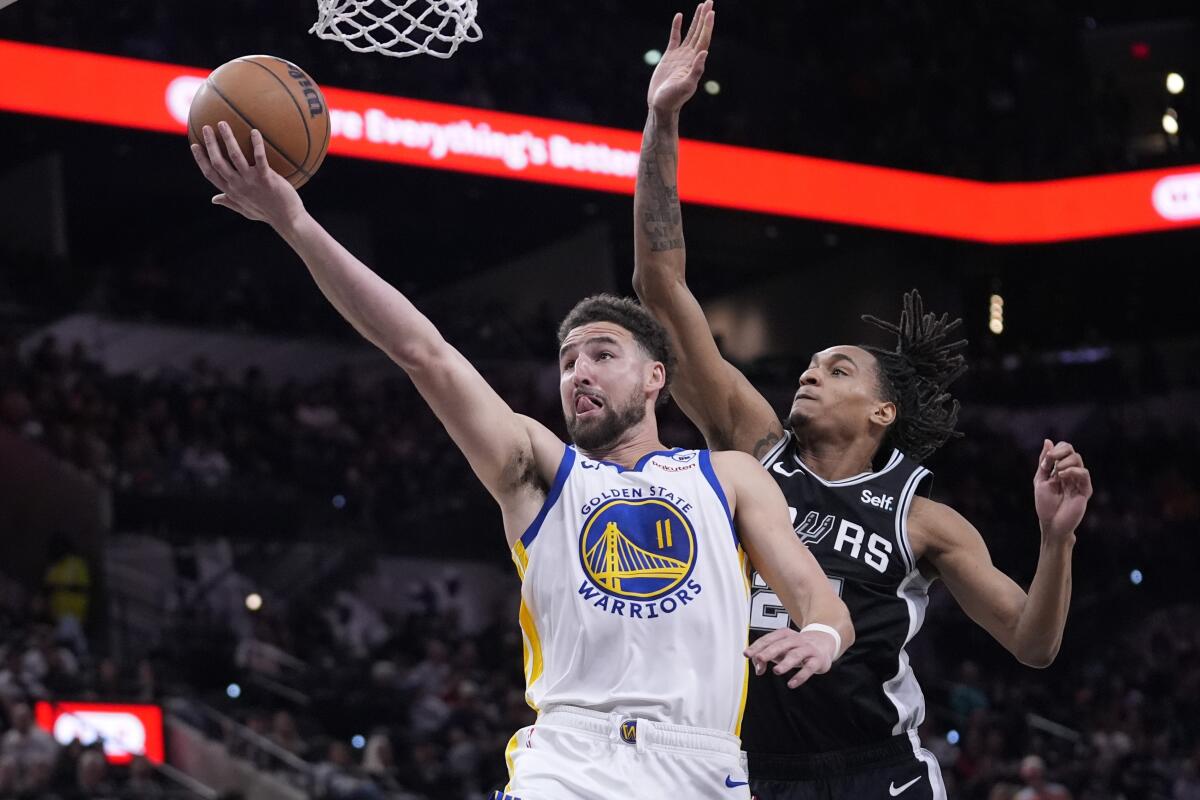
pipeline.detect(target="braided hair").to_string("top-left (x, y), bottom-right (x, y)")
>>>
top-left (860, 290), bottom-right (968, 463)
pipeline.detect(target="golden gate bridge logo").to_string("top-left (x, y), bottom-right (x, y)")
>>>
top-left (579, 499), bottom-right (696, 600)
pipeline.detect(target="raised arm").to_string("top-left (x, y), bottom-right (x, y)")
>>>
top-left (631, 3), bottom-right (782, 457)
top-left (918, 440), bottom-right (1093, 667)
top-left (713, 451), bottom-right (855, 687)
top-left (191, 123), bottom-right (563, 544)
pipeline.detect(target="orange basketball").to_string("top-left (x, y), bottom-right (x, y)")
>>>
top-left (187, 55), bottom-right (331, 189)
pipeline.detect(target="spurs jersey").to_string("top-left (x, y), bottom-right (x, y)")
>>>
top-left (510, 445), bottom-right (752, 734)
top-left (742, 432), bottom-right (934, 754)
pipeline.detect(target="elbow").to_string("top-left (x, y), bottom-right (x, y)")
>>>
top-left (1014, 645), bottom-right (1058, 669)
top-left (631, 267), bottom-right (655, 303)
top-left (631, 262), bottom-right (677, 306)
top-left (631, 269), bottom-right (647, 300)
top-left (1011, 631), bottom-right (1061, 668)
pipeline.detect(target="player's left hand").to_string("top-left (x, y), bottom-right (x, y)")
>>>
top-left (647, 1), bottom-right (714, 114)
top-left (191, 121), bottom-right (304, 230)
top-left (744, 628), bottom-right (836, 689)
top-left (1034, 439), bottom-right (1093, 540)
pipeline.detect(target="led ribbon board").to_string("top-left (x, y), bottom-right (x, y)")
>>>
top-left (2, 39), bottom-right (1198, 243)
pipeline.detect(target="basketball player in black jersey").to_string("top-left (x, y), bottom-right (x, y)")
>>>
top-left (633, 5), bottom-right (1093, 799)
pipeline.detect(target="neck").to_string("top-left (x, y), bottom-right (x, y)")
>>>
top-left (791, 426), bottom-right (884, 481)
top-left (580, 417), bottom-right (667, 468)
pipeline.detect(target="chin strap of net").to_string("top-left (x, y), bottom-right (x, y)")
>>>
top-left (310, 0), bottom-right (482, 59)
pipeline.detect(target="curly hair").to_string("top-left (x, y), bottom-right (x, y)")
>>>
top-left (860, 289), bottom-right (969, 463)
top-left (557, 294), bottom-right (675, 406)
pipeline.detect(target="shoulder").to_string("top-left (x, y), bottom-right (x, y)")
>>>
top-left (709, 449), bottom-right (780, 509)
top-left (709, 449), bottom-right (769, 476)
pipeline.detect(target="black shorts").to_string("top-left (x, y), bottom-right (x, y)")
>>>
top-left (749, 733), bottom-right (947, 800)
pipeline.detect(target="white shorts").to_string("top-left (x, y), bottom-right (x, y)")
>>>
top-left (493, 705), bottom-right (751, 800)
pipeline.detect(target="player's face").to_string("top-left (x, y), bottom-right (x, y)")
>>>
top-left (788, 345), bottom-right (891, 437)
top-left (558, 322), bottom-right (661, 450)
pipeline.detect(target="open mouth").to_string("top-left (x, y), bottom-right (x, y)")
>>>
top-left (574, 393), bottom-right (604, 416)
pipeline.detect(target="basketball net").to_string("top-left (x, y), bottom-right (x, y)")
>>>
top-left (310, 0), bottom-right (481, 59)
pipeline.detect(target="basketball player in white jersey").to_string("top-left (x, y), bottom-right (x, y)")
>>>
top-left (633, 5), bottom-right (1092, 799)
top-left (190, 119), bottom-right (852, 800)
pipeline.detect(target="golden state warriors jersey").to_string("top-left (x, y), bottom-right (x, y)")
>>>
top-left (510, 446), bottom-right (752, 735)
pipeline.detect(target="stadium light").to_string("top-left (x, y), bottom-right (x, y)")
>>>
top-left (989, 293), bottom-right (1004, 335)
top-left (245, 593), bottom-right (263, 612)
top-left (1167, 73), bottom-right (1185, 95)
top-left (1163, 112), bottom-right (1180, 135)
top-left (644, 49), bottom-right (662, 66)
top-left (704, 80), bottom-right (720, 95)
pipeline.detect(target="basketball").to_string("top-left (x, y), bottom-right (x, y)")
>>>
top-left (187, 55), bottom-right (331, 189)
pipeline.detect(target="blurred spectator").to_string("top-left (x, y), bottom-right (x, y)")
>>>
top-left (0, 701), bottom-right (59, 793)
top-left (68, 749), bottom-right (119, 800)
top-left (43, 533), bottom-right (91, 654)
top-left (1015, 755), bottom-right (1071, 800)
top-left (362, 732), bottom-right (401, 790)
top-left (123, 755), bottom-right (165, 799)
top-left (270, 710), bottom-right (308, 759)
top-left (314, 740), bottom-right (385, 800)
top-left (1177, 749), bottom-right (1200, 800)
top-left (180, 437), bottom-right (232, 488)
top-left (950, 661), bottom-right (990, 721)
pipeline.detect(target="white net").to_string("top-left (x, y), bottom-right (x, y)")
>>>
top-left (310, 0), bottom-right (482, 59)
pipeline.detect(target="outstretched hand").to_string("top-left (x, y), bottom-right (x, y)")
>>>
top-left (1033, 439), bottom-right (1093, 540)
top-left (190, 121), bottom-right (304, 230)
top-left (647, 1), bottom-right (715, 114)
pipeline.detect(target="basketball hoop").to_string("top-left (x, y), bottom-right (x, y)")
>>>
top-left (310, 0), bottom-right (482, 59)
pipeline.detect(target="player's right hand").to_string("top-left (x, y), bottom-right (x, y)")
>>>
top-left (191, 122), bottom-right (304, 229)
top-left (646, 1), bottom-right (714, 114)
top-left (744, 628), bottom-right (837, 689)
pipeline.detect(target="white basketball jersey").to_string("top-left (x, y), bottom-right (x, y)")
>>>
top-left (510, 446), bottom-right (752, 735)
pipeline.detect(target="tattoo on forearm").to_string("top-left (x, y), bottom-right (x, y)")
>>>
top-left (638, 114), bottom-right (684, 253)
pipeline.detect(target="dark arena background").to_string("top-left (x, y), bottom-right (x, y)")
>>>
top-left (1, 1), bottom-right (1199, 798)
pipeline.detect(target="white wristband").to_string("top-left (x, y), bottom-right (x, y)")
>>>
top-left (800, 623), bottom-right (843, 660)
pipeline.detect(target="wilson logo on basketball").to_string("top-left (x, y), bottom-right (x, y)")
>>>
top-left (285, 64), bottom-right (326, 118)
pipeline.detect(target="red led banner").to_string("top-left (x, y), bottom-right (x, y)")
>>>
top-left (3, 38), bottom-right (1199, 243)
top-left (35, 701), bottom-right (165, 765)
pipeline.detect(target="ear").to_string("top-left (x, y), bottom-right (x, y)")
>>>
top-left (870, 399), bottom-right (896, 431)
top-left (645, 360), bottom-right (666, 397)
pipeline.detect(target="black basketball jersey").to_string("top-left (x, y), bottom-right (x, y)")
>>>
top-left (740, 431), bottom-right (935, 755)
